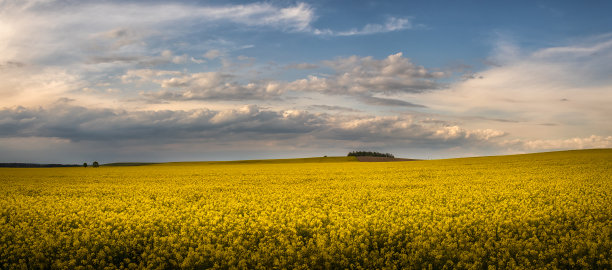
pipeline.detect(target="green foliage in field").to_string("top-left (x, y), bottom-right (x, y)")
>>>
top-left (348, 151), bottom-right (394, 158)
top-left (0, 149), bottom-right (611, 269)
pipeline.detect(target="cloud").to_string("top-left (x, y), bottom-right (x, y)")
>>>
top-left (121, 69), bottom-right (182, 83)
top-left (190, 57), bottom-right (205, 64)
top-left (137, 52), bottom-right (445, 102)
top-left (2, 2), bottom-right (609, 162)
top-left (0, 104), bottom-right (321, 142)
top-left (313, 17), bottom-right (413, 36)
top-left (0, 61), bottom-right (25, 69)
top-left (289, 52), bottom-right (445, 96)
top-left (0, 1), bottom-right (426, 110)
top-left (358, 96), bottom-right (427, 108)
top-left (0, 1), bottom-right (317, 69)
top-left (191, 2), bottom-right (315, 32)
top-left (142, 72), bottom-right (284, 101)
top-left (2, 102), bottom-right (606, 162)
top-left (86, 50), bottom-right (189, 66)
top-left (0, 104), bottom-right (505, 148)
top-left (136, 52), bottom-right (445, 103)
top-left (0, 66), bottom-right (85, 108)
top-left (203, 50), bottom-right (223, 60)
top-left (336, 17), bottom-right (413, 36)
top-left (487, 33), bottom-right (523, 66)
top-left (532, 38), bottom-right (612, 58)
top-left (418, 35), bottom-right (612, 140)
top-left (320, 115), bottom-right (507, 149)
top-left (502, 135), bottom-right (612, 151)
top-left (285, 63), bottom-right (319, 70)
top-left (308, 105), bottom-right (361, 113)
top-left (0, 1), bottom-right (417, 73)
top-left (89, 27), bottom-right (145, 52)
top-left (0, 1), bottom-right (412, 65)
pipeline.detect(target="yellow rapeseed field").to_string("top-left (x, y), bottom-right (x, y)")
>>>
top-left (1, 149), bottom-right (611, 269)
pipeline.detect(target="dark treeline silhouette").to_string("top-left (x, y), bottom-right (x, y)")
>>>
top-left (0, 163), bottom-right (80, 168)
top-left (347, 151), bottom-right (395, 158)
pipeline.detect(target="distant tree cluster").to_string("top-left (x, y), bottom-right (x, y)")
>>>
top-left (347, 151), bottom-right (394, 158)
top-left (83, 161), bottom-right (100, 168)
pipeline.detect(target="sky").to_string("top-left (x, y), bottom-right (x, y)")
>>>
top-left (1, 0), bottom-right (611, 163)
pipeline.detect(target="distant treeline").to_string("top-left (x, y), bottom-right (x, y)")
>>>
top-left (0, 163), bottom-right (80, 168)
top-left (347, 151), bottom-right (395, 158)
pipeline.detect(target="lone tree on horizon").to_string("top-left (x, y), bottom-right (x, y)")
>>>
top-left (83, 162), bottom-right (87, 168)
top-left (92, 161), bottom-right (99, 168)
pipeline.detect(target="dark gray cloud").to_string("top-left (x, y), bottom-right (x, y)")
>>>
top-left (359, 96), bottom-right (427, 108)
top-left (0, 105), bottom-right (505, 150)
top-left (455, 116), bottom-right (519, 123)
top-left (0, 105), bottom-right (323, 142)
top-left (487, 118), bottom-right (519, 123)
top-left (319, 115), bottom-right (506, 148)
top-left (308, 105), bottom-right (361, 112)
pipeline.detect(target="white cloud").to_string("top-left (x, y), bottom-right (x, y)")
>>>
top-left (0, 1), bottom-right (423, 110)
top-left (487, 33), bottom-right (523, 66)
top-left (143, 71), bottom-right (284, 101)
top-left (204, 50), bottom-right (223, 60)
top-left (190, 57), bottom-right (205, 64)
top-left (138, 52), bottom-right (445, 102)
top-left (0, 66), bottom-right (83, 108)
top-left (172, 55), bottom-right (188, 64)
top-left (335, 17), bottom-right (413, 36)
top-left (121, 69), bottom-right (182, 83)
top-left (0, 1), bottom-right (414, 68)
top-left (285, 63), bottom-right (319, 70)
top-left (417, 36), bottom-right (612, 141)
top-left (189, 2), bottom-right (315, 32)
top-left (134, 52), bottom-right (446, 106)
top-left (289, 52), bottom-right (445, 95)
top-left (0, 1), bottom-right (317, 69)
top-left (532, 38), bottom-right (612, 58)
top-left (502, 135), bottom-right (612, 151)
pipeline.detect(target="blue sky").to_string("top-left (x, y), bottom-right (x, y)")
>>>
top-left (0, 0), bottom-right (611, 163)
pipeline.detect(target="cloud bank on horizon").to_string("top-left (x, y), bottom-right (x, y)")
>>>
top-left (0, 0), bottom-right (611, 163)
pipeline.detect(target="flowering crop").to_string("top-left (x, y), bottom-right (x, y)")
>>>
top-left (1, 149), bottom-right (610, 269)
